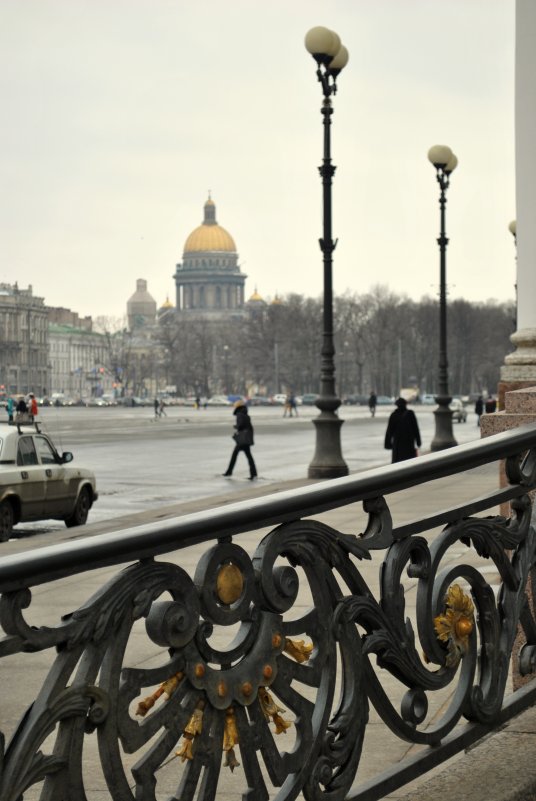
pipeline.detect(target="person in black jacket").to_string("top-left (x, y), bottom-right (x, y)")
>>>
top-left (384, 397), bottom-right (421, 463)
top-left (223, 402), bottom-right (257, 480)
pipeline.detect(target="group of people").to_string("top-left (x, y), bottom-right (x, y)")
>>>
top-left (283, 394), bottom-right (298, 417)
top-left (153, 398), bottom-right (167, 419)
top-left (5, 393), bottom-right (38, 423)
top-left (222, 392), bottom-right (501, 479)
top-left (221, 393), bottom-right (424, 481)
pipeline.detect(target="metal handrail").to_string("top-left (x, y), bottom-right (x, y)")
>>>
top-left (1, 423), bottom-right (536, 592)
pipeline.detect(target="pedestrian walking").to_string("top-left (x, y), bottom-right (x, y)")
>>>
top-left (223, 401), bottom-right (257, 480)
top-left (153, 398), bottom-right (160, 420)
top-left (6, 396), bottom-right (14, 423)
top-left (474, 395), bottom-right (484, 426)
top-left (28, 393), bottom-right (38, 421)
top-left (159, 399), bottom-right (167, 417)
top-left (368, 391), bottom-right (377, 417)
top-left (283, 393), bottom-right (298, 418)
top-left (384, 397), bottom-right (421, 463)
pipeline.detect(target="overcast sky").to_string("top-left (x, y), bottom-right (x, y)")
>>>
top-left (1, 0), bottom-right (516, 319)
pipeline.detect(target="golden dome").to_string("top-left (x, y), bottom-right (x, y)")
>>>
top-left (184, 225), bottom-right (236, 253)
top-left (183, 196), bottom-right (236, 253)
top-left (160, 296), bottom-right (174, 309)
top-left (248, 288), bottom-right (264, 302)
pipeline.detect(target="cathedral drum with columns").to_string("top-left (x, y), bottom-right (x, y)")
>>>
top-left (174, 196), bottom-right (247, 319)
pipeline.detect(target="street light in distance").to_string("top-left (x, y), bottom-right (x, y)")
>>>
top-left (428, 144), bottom-right (458, 452)
top-left (304, 26), bottom-right (349, 479)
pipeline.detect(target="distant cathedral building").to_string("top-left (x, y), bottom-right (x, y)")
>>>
top-left (127, 279), bottom-right (157, 331)
top-left (173, 196), bottom-right (247, 319)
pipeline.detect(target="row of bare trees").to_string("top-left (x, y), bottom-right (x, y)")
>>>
top-left (151, 287), bottom-right (514, 399)
top-left (95, 287), bottom-right (515, 399)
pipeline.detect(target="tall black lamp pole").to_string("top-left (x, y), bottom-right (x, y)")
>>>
top-left (305, 26), bottom-right (349, 479)
top-left (509, 219), bottom-right (517, 331)
top-left (428, 144), bottom-right (458, 452)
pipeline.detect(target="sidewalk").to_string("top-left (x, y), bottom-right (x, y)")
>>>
top-left (2, 462), bottom-right (535, 800)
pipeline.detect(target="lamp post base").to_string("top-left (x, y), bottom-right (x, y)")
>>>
top-left (430, 397), bottom-right (457, 451)
top-left (308, 412), bottom-right (349, 478)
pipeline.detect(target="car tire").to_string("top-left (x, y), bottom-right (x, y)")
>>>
top-left (65, 486), bottom-right (91, 528)
top-left (0, 500), bottom-right (14, 542)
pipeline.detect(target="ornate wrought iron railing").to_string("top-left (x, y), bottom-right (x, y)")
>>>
top-left (2, 424), bottom-right (536, 800)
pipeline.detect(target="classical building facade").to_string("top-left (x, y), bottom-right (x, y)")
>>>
top-left (0, 283), bottom-right (49, 396)
top-left (173, 196), bottom-right (247, 319)
top-left (48, 321), bottom-right (110, 399)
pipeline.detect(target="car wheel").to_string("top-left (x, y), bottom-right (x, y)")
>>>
top-left (65, 486), bottom-right (91, 528)
top-left (0, 500), bottom-right (14, 542)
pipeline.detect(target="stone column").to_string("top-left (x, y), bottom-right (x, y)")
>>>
top-left (499, 0), bottom-right (536, 408)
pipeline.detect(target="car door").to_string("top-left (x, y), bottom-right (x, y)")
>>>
top-left (34, 435), bottom-right (74, 517)
top-left (16, 436), bottom-right (47, 520)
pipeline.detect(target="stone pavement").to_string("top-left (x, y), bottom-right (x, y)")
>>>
top-left (2, 461), bottom-right (536, 800)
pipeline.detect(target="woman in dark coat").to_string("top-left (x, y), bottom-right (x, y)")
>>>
top-left (223, 402), bottom-right (257, 480)
top-left (384, 397), bottom-right (421, 463)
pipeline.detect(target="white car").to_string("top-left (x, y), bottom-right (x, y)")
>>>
top-left (0, 420), bottom-right (98, 542)
top-left (451, 398), bottom-right (468, 423)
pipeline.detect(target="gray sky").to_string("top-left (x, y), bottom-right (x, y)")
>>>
top-left (1, 0), bottom-right (516, 318)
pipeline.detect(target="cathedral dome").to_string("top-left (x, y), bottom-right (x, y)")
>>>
top-left (183, 197), bottom-right (236, 253)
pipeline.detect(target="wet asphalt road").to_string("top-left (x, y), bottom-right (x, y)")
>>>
top-left (12, 402), bottom-right (481, 536)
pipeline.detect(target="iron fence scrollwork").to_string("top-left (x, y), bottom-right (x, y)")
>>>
top-left (1, 428), bottom-right (536, 799)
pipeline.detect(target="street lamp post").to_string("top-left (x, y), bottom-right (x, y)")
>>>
top-left (428, 144), bottom-right (458, 451)
top-left (509, 219), bottom-right (517, 330)
top-left (223, 345), bottom-right (229, 394)
top-left (305, 26), bottom-right (349, 479)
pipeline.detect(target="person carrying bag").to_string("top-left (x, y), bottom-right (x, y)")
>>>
top-left (223, 401), bottom-right (257, 480)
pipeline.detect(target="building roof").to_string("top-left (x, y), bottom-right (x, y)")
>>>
top-left (183, 196), bottom-right (236, 253)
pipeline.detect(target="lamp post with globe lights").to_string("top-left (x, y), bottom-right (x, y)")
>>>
top-left (428, 144), bottom-right (458, 452)
top-left (304, 26), bottom-right (349, 478)
top-left (509, 220), bottom-right (518, 330)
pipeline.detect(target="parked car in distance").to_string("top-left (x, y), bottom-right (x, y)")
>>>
top-left (421, 394), bottom-right (436, 405)
top-left (248, 396), bottom-right (273, 406)
top-left (0, 421), bottom-right (98, 542)
top-left (271, 394), bottom-right (288, 405)
top-left (376, 395), bottom-right (394, 405)
top-left (301, 393), bottom-right (320, 405)
top-left (206, 395), bottom-right (232, 406)
top-left (343, 395), bottom-right (369, 406)
top-left (451, 398), bottom-right (468, 423)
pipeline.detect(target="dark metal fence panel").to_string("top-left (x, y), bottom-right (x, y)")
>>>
top-left (1, 423), bottom-right (536, 800)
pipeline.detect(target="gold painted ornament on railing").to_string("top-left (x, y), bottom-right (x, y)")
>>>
top-left (284, 637), bottom-right (313, 663)
top-left (135, 671), bottom-right (184, 716)
top-left (258, 688), bottom-right (292, 734)
top-left (176, 700), bottom-right (205, 761)
top-left (434, 584), bottom-right (475, 668)
top-left (223, 706), bottom-right (240, 771)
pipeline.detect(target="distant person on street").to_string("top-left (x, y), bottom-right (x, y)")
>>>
top-left (6, 396), bottom-right (14, 423)
top-left (283, 393), bottom-right (298, 418)
top-left (474, 395), bottom-right (484, 426)
top-left (16, 396), bottom-right (27, 414)
top-left (368, 391), bottom-right (377, 417)
top-left (153, 398), bottom-right (160, 419)
top-left (223, 400), bottom-right (257, 480)
top-left (28, 393), bottom-right (38, 421)
top-left (384, 397), bottom-right (421, 463)
top-left (159, 399), bottom-right (167, 417)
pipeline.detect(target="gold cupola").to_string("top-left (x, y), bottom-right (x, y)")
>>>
top-left (183, 196), bottom-right (236, 253)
